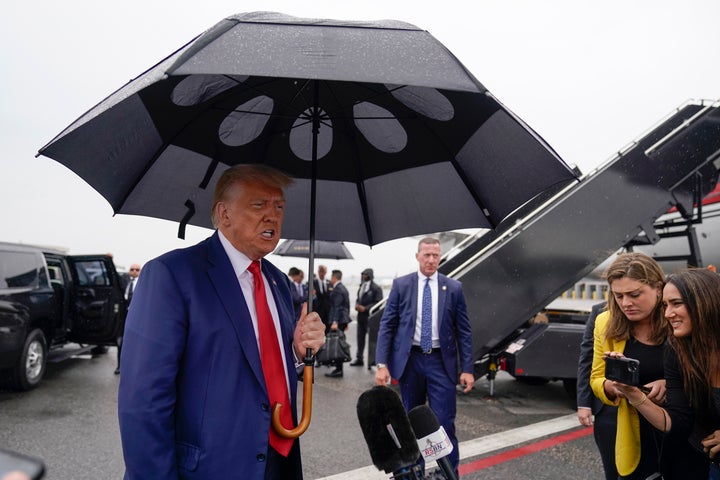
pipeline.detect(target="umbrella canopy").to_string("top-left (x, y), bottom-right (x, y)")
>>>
top-left (274, 240), bottom-right (353, 260)
top-left (38, 11), bottom-right (577, 246)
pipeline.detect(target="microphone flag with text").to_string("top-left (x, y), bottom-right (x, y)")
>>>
top-left (356, 386), bottom-right (423, 479)
top-left (408, 404), bottom-right (458, 480)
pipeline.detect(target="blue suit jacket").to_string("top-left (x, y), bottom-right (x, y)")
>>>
top-left (290, 281), bottom-right (307, 321)
top-left (118, 232), bottom-right (300, 479)
top-left (375, 272), bottom-right (473, 382)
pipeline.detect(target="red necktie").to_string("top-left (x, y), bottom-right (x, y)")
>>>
top-left (247, 260), bottom-right (294, 456)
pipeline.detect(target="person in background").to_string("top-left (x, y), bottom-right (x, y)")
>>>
top-left (375, 237), bottom-right (474, 477)
top-left (325, 269), bottom-right (350, 378)
top-left (118, 164), bottom-right (325, 480)
top-left (590, 252), bottom-right (700, 479)
top-left (576, 301), bottom-right (618, 480)
top-left (116, 262), bottom-right (141, 375)
top-left (288, 267), bottom-right (307, 321)
top-left (612, 268), bottom-right (718, 478)
top-left (312, 265), bottom-right (330, 323)
top-left (350, 268), bottom-right (383, 368)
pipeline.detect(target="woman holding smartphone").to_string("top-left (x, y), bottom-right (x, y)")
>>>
top-left (613, 268), bottom-right (718, 478)
top-left (590, 253), bottom-right (703, 479)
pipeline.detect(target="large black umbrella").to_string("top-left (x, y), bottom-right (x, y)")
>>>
top-left (274, 240), bottom-right (353, 260)
top-left (37, 11), bottom-right (577, 437)
top-left (38, 11), bottom-right (576, 247)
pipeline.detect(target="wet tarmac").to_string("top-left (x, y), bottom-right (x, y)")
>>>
top-left (0, 321), bottom-right (604, 479)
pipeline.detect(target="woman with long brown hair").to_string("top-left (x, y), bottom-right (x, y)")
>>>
top-left (613, 268), bottom-right (719, 478)
top-left (590, 253), bottom-right (703, 478)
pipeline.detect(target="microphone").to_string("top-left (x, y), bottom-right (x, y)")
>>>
top-left (408, 405), bottom-right (458, 480)
top-left (356, 386), bottom-right (423, 480)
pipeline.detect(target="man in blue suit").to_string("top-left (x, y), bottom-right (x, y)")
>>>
top-left (288, 266), bottom-right (307, 321)
top-left (375, 237), bottom-right (474, 475)
top-left (118, 164), bottom-right (326, 480)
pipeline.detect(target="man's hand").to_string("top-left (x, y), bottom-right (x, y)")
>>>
top-left (293, 302), bottom-right (325, 359)
top-left (375, 366), bottom-right (390, 386)
top-left (577, 407), bottom-right (593, 427)
top-left (355, 304), bottom-right (366, 313)
top-left (459, 372), bottom-right (475, 393)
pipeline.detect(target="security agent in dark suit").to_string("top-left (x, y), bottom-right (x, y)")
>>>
top-left (287, 266), bottom-right (307, 321)
top-left (325, 269), bottom-right (350, 378)
top-left (375, 237), bottom-right (474, 475)
top-left (312, 264), bottom-right (330, 323)
top-left (576, 301), bottom-right (617, 480)
top-left (116, 263), bottom-right (141, 375)
top-left (350, 268), bottom-right (383, 368)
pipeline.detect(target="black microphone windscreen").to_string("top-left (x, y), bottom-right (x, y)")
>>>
top-left (407, 404), bottom-right (440, 438)
top-left (356, 386), bottom-right (420, 473)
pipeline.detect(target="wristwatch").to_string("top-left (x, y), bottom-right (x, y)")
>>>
top-left (376, 363), bottom-right (387, 370)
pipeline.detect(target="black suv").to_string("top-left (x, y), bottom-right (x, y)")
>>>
top-left (0, 242), bottom-right (126, 390)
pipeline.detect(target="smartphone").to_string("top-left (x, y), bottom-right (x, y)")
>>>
top-left (0, 449), bottom-right (45, 480)
top-left (604, 356), bottom-right (641, 386)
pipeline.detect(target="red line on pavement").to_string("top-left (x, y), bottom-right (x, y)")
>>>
top-left (459, 427), bottom-right (593, 475)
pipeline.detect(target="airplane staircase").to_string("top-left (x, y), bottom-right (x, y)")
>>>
top-left (435, 99), bottom-right (720, 377)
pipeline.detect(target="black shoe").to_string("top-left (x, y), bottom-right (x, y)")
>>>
top-left (114, 368), bottom-right (120, 375)
top-left (349, 359), bottom-right (364, 367)
top-left (325, 370), bottom-right (343, 378)
top-left (367, 362), bottom-right (376, 370)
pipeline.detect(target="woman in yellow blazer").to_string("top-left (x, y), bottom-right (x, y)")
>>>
top-left (590, 253), bottom-right (669, 479)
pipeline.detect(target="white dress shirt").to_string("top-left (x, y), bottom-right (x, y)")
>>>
top-left (218, 231), bottom-right (290, 386)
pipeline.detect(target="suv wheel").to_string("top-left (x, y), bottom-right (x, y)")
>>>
top-left (13, 329), bottom-right (48, 390)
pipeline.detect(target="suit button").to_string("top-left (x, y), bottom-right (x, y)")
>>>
top-left (257, 453), bottom-right (266, 462)
top-left (261, 403), bottom-right (269, 411)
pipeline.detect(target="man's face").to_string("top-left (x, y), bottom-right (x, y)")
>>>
top-left (216, 181), bottom-right (285, 260)
top-left (318, 266), bottom-right (327, 279)
top-left (128, 264), bottom-right (141, 279)
top-left (416, 242), bottom-right (441, 277)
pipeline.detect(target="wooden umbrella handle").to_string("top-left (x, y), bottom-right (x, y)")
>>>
top-left (271, 349), bottom-right (314, 438)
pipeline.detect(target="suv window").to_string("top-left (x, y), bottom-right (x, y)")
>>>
top-left (75, 260), bottom-right (110, 286)
top-left (0, 250), bottom-right (46, 290)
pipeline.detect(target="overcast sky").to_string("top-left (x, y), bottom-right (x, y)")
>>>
top-left (2, 0), bottom-right (719, 278)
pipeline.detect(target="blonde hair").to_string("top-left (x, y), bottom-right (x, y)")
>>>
top-left (210, 164), bottom-right (293, 227)
top-left (417, 236), bottom-right (440, 252)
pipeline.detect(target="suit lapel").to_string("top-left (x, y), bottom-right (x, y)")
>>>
top-left (206, 234), bottom-right (266, 389)
top-left (262, 263), bottom-right (297, 367)
top-left (411, 273), bottom-right (419, 327)
top-left (437, 274), bottom-right (448, 329)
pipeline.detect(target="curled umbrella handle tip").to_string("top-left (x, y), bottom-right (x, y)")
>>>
top-left (272, 360), bottom-right (314, 438)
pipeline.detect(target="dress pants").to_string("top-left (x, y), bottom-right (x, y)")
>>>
top-left (399, 350), bottom-right (459, 475)
top-left (355, 313), bottom-right (369, 362)
top-left (592, 404), bottom-right (617, 480)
